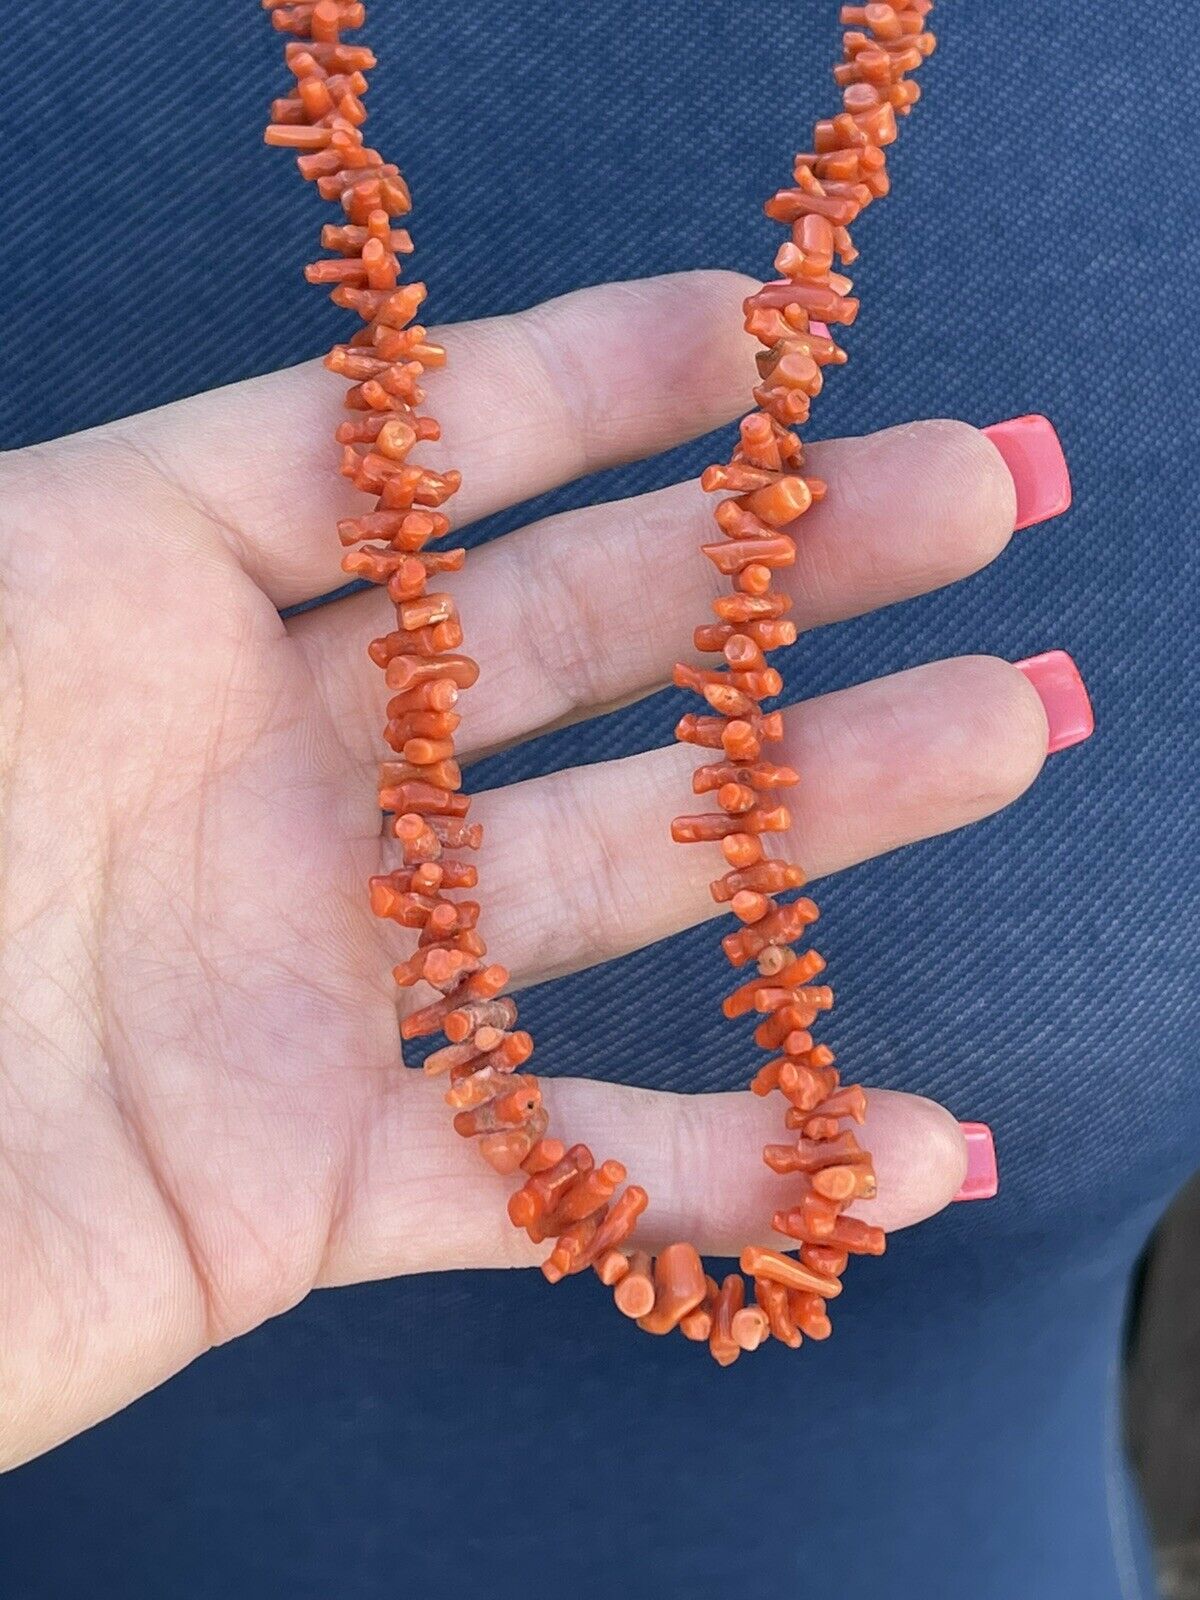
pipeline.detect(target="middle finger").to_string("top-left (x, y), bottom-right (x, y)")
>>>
top-left (292, 416), bottom-right (1022, 765)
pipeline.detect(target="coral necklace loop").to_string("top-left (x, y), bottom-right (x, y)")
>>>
top-left (262, 0), bottom-right (937, 1362)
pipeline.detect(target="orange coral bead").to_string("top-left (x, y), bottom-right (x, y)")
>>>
top-left (443, 996), bottom-right (518, 1043)
top-left (740, 1245), bottom-right (842, 1299)
top-left (636, 1244), bottom-right (708, 1336)
top-left (708, 1275), bottom-right (746, 1367)
top-left (261, 0), bottom-right (940, 1363)
top-left (731, 1305), bottom-right (771, 1352)
top-left (540, 1160), bottom-right (627, 1236)
top-left (613, 1253), bottom-right (656, 1320)
top-left (755, 1276), bottom-right (803, 1349)
top-left (578, 1186), bottom-right (649, 1270)
top-left (595, 1249), bottom-right (630, 1287)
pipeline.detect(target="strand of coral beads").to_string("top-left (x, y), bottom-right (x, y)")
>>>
top-left (261, 0), bottom-right (936, 1363)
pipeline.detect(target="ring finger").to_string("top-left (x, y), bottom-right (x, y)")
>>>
top-left (381, 654), bottom-right (1056, 992)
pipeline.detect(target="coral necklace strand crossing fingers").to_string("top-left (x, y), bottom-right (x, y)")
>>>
top-left (261, 0), bottom-right (974, 1363)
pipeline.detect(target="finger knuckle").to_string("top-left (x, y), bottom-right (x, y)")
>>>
top-left (517, 539), bottom-right (615, 718)
top-left (539, 769), bottom-right (632, 975)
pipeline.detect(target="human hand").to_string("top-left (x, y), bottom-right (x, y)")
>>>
top-left (0, 269), bottom-right (1052, 1468)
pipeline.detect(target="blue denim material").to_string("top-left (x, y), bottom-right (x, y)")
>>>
top-left (1, 3), bottom-right (1194, 1597)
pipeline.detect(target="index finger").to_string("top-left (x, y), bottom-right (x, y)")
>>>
top-left (99, 270), bottom-right (759, 608)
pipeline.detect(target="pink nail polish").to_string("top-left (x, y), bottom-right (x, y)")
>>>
top-left (1015, 650), bottom-right (1095, 754)
top-left (954, 1122), bottom-right (998, 1202)
top-left (983, 414), bottom-right (1072, 530)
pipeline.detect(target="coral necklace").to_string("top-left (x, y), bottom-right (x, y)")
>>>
top-left (262, 0), bottom-right (936, 1362)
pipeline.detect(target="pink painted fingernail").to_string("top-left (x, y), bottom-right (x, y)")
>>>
top-left (1015, 650), bottom-right (1095, 754)
top-left (983, 414), bottom-right (1072, 530)
top-left (954, 1122), bottom-right (999, 1202)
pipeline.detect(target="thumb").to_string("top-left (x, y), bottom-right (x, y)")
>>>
top-left (318, 1073), bottom-right (974, 1284)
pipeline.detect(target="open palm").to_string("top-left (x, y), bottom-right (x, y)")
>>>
top-left (0, 269), bottom-right (1048, 1469)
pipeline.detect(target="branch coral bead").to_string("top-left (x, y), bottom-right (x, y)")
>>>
top-left (260, 0), bottom-right (936, 1362)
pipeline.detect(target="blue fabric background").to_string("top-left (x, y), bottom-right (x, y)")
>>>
top-left (2, 3), bottom-right (1196, 1597)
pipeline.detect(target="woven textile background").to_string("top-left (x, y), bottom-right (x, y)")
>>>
top-left (2, 4), bottom-right (1196, 1597)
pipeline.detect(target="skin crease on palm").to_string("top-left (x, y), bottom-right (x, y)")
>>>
top-left (0, 269), bottom-right (1050, 1471)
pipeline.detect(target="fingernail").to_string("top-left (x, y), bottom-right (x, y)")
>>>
top-left (954, 1122), bottom-right (999, 1202)
top-left (982, 414), bottom-right (1072, 530)
top-left (1015, 650), bottom-right (1095, 753)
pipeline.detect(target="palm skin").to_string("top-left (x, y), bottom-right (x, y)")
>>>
top-left (0, 430), bottom-right (401, 1446)
top-left (0, 269), bottom-right (1046, 1469)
